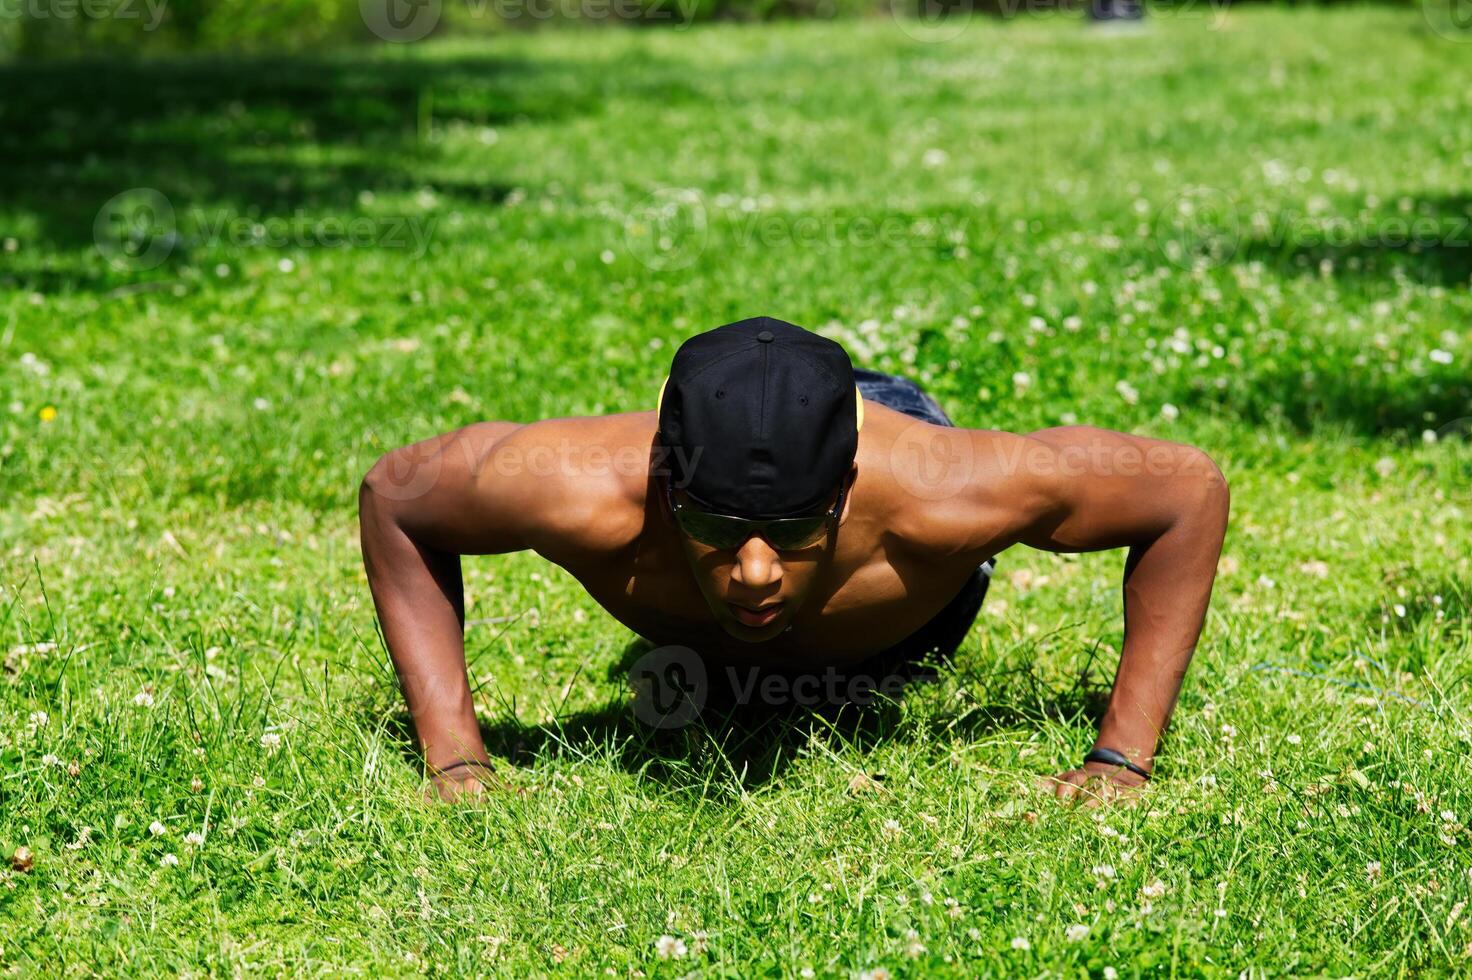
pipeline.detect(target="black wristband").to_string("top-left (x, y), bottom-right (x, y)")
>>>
top-left (1084, 747), bottom-right (1151, 780)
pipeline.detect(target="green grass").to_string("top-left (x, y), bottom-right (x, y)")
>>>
top-left (3, 6), bottom-right (1471, 974)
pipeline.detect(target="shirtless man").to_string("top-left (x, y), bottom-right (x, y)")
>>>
top-left (359, 317), bottom-right (1229, 804)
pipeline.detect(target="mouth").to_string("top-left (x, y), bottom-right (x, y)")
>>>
top-left (728, 601), bottom-right (784, 628)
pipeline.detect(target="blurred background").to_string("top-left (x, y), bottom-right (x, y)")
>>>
top-left (0, 0), bottom-right (1460, 57)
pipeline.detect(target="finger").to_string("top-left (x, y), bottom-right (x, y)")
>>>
top-left (1054, 774), bottom-right (1086, 802)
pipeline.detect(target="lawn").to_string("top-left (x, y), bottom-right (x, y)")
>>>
top-left (2, 5), bottom-right (1471, 974)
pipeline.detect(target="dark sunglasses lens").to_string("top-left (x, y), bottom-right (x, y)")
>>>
top-left (763, 518), bottom-right (828, 550)
top-left (677, 511), bottom-right (750, 549)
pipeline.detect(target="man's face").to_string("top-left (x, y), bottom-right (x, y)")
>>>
top-left (670, 479), bottom-right (851, 642)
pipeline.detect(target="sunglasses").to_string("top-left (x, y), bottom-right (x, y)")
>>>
top-left (666, 479), bottom-right (847, 551)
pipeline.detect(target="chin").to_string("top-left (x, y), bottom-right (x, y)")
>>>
top-left (720, 618), bottom-right (788, 643)
top-left (713, 600), bottom-right (794, 642)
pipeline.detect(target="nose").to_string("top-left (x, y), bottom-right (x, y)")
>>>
top-left (730, 535), bottom-right (783, 591)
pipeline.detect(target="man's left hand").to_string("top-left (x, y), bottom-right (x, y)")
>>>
top-left (1038, 763), bottom-right (1148, 807)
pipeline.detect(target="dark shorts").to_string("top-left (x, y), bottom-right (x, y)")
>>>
top-left (703, 372), bottom-right (993, 713)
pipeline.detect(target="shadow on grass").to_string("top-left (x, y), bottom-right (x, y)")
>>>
top-left (378, 637), bottom-right (1113, 797)
top-left (1232, 195), bottom-right (1472, 289)
top-left (0, 49), bottom-right (605, 290)
top-left (1189, 358), bottom-right (1472, 440)
top-left (1157, 194), bottom-right (1472, 437)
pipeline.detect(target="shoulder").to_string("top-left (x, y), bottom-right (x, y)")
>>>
top-left (854, 405), bottom-right (1065, 560)
top-left (479, 412), bottom-right (657, 558)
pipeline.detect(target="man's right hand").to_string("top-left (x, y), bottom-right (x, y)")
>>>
top-left (427, 767), bottom-right (489, 803)
top-left (425, 762), bottom-right (524, 802)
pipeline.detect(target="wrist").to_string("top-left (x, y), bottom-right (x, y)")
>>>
top-left (1093, 721), bottom-right (1158, 769)
top-left (1084, 746), bottom-right (1151, 780)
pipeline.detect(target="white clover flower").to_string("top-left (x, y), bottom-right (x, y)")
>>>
top-left (1160, 403), bottom-right (1180, 421)
top-left (260, 732), bottom-right (282, 751)
top-left (41, 754), bottom-right (60, 767)
top-left (183, 832), bottom-right (205, 847)
top-left (903, 930), bottom-right (925, 958)
top-left (160, 853), bottom-right (179, 867)
top-left (1141, 879), bottom-right (1167, 899)
top-left (654, 935), bottom-right (686, 959)
top-left (881, 819), bottom-right (902, 839)
top-left (1010, 936), bottom-right (1031, 950)
top-left (1286, 734), bottom-right (1302, 745)
top-left (1366, 861), bottom-right (1382, 878)
top-left (133, 690), bottom-right (155, 709)
top-left (29, 711), bottom-right (49, 727)
top-left (149, 821), bottom-right (168, 837)
top-left (1065, 924), bottom-right (1089, 942)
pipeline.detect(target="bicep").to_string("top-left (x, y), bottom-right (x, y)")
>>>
top-left (968, 427), bottom-right (1225, 555)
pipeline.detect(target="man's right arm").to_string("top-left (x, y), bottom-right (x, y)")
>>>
top-left (358, 420), bottom-right (531, 798)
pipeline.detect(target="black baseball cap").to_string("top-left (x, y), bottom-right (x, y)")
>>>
top-left (657, 316), bottom-right (862, 519)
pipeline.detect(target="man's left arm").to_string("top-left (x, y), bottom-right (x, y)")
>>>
top-left (966, 426), bottom-right (1230, 801)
